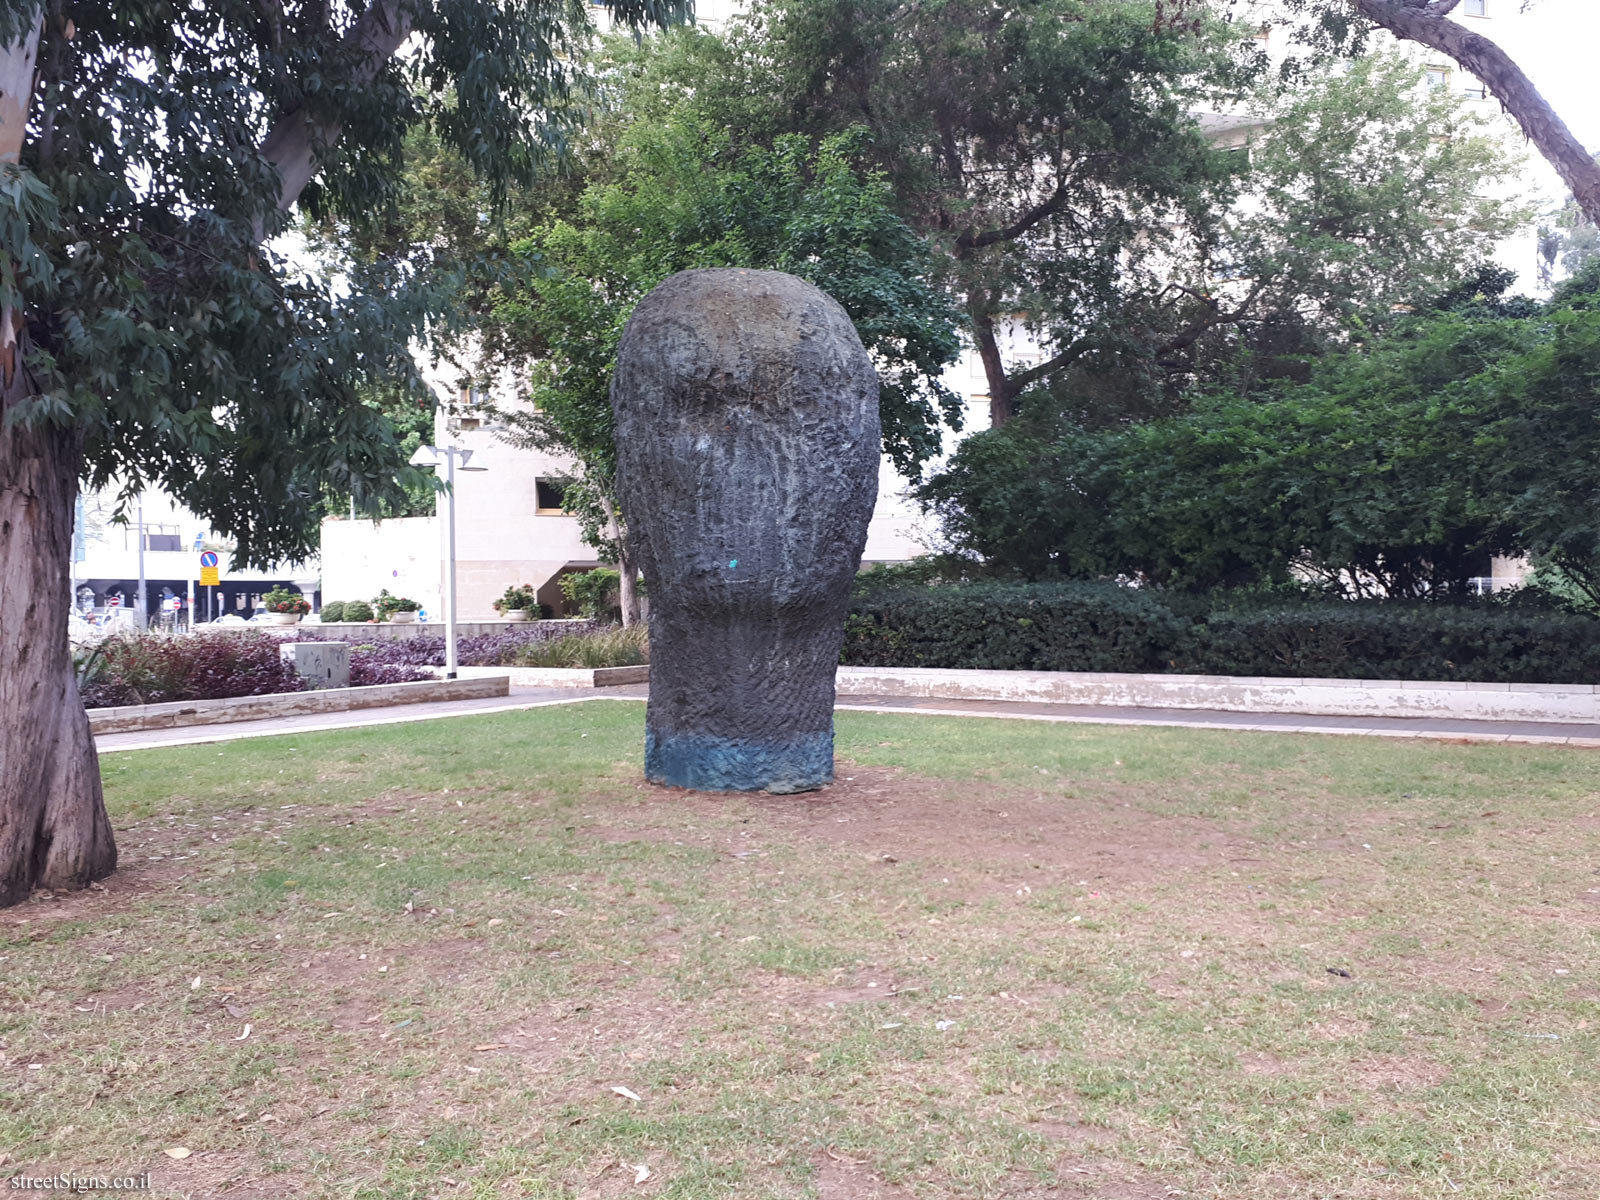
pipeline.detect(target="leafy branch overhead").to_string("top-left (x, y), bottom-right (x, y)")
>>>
top-left (1278, 0), bottom-right (1600, 227)
top-left (494, 121), bottom-right (962, 484)
top-left (3, 0), bottom-right (688, 567)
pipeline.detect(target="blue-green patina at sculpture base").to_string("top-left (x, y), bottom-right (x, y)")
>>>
top-left (645, 727), bottom-right (835, 795)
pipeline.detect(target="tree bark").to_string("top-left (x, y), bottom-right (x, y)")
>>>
top-left (597, 488), bottom-right (642, 628)
top-left (617, 544), bottom-right (642, 629)
top-left (0, 351), bottom-right (117, 906)
top-left (1351, 0), bottom-right (1600, 228)
top-left (968, 300), bottom-right (1017, 427)
top-left (0, 11), bottom-right (113, 906)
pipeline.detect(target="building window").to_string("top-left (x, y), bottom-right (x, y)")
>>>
top-left (1462, 82), bottom-right (1488, 100)
top-left (1463, 0), bottom-right (1486, 16)
top-left (535, 479), bottom-right (567, 513)
top-left (1425, 66), bottom-right (1450, 91)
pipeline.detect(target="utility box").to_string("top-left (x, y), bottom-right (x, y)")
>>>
top-left (280, 641), bottom-right (350, 690)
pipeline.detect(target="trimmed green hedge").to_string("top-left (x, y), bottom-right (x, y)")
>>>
top-left (842, 582), bottom-right (1600, 683)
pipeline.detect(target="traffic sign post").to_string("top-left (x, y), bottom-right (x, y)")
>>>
top-left (199, 551), bottom-right (219, 625)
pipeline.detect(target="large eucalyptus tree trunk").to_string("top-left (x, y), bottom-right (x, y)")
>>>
top-left (0, 359), bottom-right (117, 905)
top-left (0, 12), bottom-right (111, 905)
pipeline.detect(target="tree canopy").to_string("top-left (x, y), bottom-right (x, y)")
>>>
top-left (4, 0), bottom-right (683, 564)
top-left (0, 0), bottom-right (686, 905)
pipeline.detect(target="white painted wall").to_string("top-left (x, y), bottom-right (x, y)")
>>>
top-left (319, 515), bottom-right (442, 617)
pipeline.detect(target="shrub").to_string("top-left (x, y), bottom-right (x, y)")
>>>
top-left (852, 555), bottom-right (975, 598)
top-left (342, 600), bottom-right (375, 623)
top-left (844, 581), bottom-right (1191, 674)
top-left (1187, 603), bottom-right (1600, 683)
top-left (560, 568), bottom-right (622, 621)
top-left (319, 600), bottom-right (346, 623)
top-left (348, 658), bottom-right (435, 686)
top-left (841, 582), bottom-right (1600, 684)
top-left (79, 631), bottom-right (306, 707)
top-left (300, 621), bottom-right (605, 668)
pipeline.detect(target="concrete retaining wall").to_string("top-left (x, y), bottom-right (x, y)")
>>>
top-left (200, 619), bottom-right (593, 641)
top-left (834, 666), bottom-right (1600, 724)
top-left (450, 665), bottom-right (648, 689)
top-left (87, 676), bottom-right (510, 735)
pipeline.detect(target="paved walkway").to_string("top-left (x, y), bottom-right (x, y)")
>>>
top-left (837, 694), bottom-right (1600, 746)
top-left (93, 686), bottom-right (647, 753)
top-left (94, 682), bottom-right (1600, 753)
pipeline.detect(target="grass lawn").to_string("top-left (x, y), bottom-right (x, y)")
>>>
top-left (3, 702), bottom-right (1598, 1199)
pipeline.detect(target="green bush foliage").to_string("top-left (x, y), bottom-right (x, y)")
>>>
top-left (319, 601), bottom-right (346, 623)
top-left (493, 584), bottom-right (540, 614)
top-left (560, 569), bottom-right (623, 622)
top-left (341, 600), bottom-right (375, 623)
top-left (842, 582), bottom-right (1600, 683)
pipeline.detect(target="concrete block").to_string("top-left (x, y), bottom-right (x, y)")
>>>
top-left (280, 640), bottom-right (351, 689)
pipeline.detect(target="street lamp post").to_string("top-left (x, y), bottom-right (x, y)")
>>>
top-left (135, 496), bottom-right (147, 631)
top-left (409, 444), bottom-right (486, 679)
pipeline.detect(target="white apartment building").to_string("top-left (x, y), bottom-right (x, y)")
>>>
top-left (70, 486), bottom-right (317, 626)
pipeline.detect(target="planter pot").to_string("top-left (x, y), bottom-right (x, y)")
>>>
top-left (270, 612), bottom-right (303, 626)
top-left (387, 611), bottom-right (417, 624)
top-left (505, 609), bottom-right (531, 623)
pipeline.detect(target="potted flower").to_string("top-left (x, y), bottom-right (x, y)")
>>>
top-left (262, 587), bottom-right (312, 625)
top-left (493, 583), bottom-right (539, 623)
top-left (374, 588), bottom-right (422, 624)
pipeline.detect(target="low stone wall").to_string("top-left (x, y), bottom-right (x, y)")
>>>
top-left (834, 666), bottom-right (1600, 725)
top-left (88, 676), bottom-right (510, 736)
top-left (200, 619), bottom-right (592, 641)
top-left (450, 665), bottom-right (648, 689)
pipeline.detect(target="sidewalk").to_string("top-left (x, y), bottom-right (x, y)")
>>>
top-left (837, 693), bottom-right (1600, 746)
top-left (93, 685), bottom-right (647, 753)
top-left (94, 682), bottom-right (1600, 753)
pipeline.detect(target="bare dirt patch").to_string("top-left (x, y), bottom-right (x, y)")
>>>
top-left (612, 767), bottom-right (1259, 897)
top-left (810, 1153), bottom-right (918, 1199)
top-left (1349, 1054), bottom-right (1450, 1092)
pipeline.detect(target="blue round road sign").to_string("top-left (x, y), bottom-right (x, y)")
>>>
top-left (199, 551), bottom-right (219, 568)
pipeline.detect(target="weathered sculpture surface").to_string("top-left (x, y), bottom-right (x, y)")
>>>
top-left (612, 269), bottom-right (880, 793)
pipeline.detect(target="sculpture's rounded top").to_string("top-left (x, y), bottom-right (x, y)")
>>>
top-left (619, 269), bottom-right (865, 379)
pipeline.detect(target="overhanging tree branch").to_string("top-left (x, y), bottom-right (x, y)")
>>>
top-left (1349, 0), bottom-right (1600, 227)
top-left (257, 0), bottom-right (414, 227)
top-left (955, 184), bottom-right (1069, 252)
